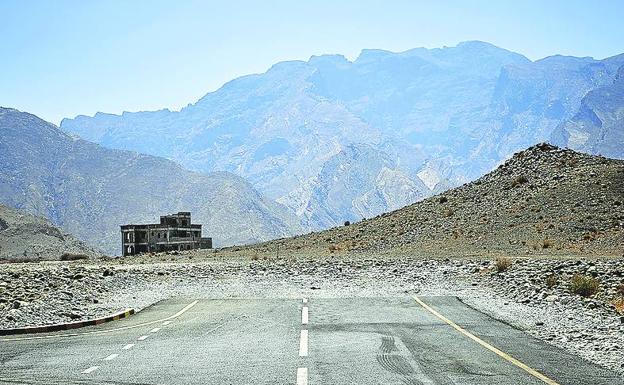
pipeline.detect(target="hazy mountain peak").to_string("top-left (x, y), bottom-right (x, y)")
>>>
top-left (354, 48), bottom-right (395, 63)
top-left (308, 54), bottom-right (351, 67)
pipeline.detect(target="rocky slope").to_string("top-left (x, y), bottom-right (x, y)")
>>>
top-left (61, 42), bottom-right (624, 230)
top-left (221, 144), bottom-right (624, 258)
top-left (0, 205), bottom-right (100, 261)
top-left (0, 107), bottom-right (303, 254)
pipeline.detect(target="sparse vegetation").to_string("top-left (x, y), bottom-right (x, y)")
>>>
top-left (614, 283), bottom-right (624, 314)
top-left (546, 274), bottom-right (558, 288)
top-left (328, 244), bottom-right (342, 252)
top-left (542, 239), bottom-right (553, 249)
top-left (613, 298), bottom-right (624, 314)
top-left (438, 196), bottom-right (448, 204)
top-left (494, 257), bottom-right (512, 273)
top-left (344, 221), bottom-right (351, 226)
top-left (511, 175), bottom-right (529, 187)
top-left (60, 253), bottom-right (89, 261)
top-left (569, 274), bottom-right (600, 297)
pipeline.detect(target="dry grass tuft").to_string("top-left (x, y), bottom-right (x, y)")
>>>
top-left (511, 175), bottom-right (529, 187)
top-left (494, 257), bottom-right (512, 273)
top-left (613, 298), bottom-right (624, 314)
top-left (541, 239), bottom-right (554, 249)
top-left (569, 274), bottom-right (600, 297)
top-left (328, 244), bottom-right (342, 253)
top-left (546, 274), bottom-right (558, 288)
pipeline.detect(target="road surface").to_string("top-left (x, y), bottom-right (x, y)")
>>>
top-left (0, 296), bottom-right (621, 384)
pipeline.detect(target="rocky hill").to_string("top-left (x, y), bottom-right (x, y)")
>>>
top-left (0, 107), bottom-right (303, 254)
top-left (61, 42), bottom-right (624, 231)
top-left (0, 205), bottom-right (100, 261)
top-left (221, 144), bottom-right (624, 258)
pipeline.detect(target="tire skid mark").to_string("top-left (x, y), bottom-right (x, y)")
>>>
top-left (376, 334), bottom-right (435, 385)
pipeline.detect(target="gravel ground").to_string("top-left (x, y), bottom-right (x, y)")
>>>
top-left (1, 255), bottom-right (623, 375)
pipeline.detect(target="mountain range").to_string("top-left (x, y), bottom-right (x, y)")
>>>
top-left (0, 107), bottom-right (302, 255)
top-left (60, 41), bottom-right (624, 231)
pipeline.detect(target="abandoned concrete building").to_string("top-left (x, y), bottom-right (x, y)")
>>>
top-left (120, 212), bottom-right (212, 256)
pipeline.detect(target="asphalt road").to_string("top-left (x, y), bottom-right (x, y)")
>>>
top-left (0, 296), bottom-right (621, 385)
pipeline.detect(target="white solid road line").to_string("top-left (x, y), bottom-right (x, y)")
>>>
top-left (104, 354), bottom-right (118, 361)
top-left (82, 366), bottom-right (99, 374)
top-left (301, 306), bottom-right (309, 325)
top-left (137, 335), bottom-right (149, 341)
top-left (162, 320), bottom-right (172, 326)
top-left (150, 327), bottom-right (161, 333)
top-left (122, 344), bottom-right (135, 350)
top-left (297, 367), bottom-right (308, 385)
top-left (299, 330), bottom-right (308, 357)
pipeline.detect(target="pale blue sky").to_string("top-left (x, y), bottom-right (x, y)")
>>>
top-left (2, 0), bottom-right (623, 124)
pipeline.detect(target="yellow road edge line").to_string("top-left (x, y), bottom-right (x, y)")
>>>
top-left (413, 296), bottom-right (561, 385)
top-left (1, 300), bottom-right (199, 342)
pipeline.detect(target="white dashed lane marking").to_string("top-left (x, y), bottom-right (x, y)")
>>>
top-left (299, 330), bottom-right (308, 357)
top-left (302, 298), bottom-right (308, 304)
top-left (297, 367), bottom-right (308, 385)
top-left (77, 300), bottom-right (196, 376)
top-left (301, 306), bottom-right (308, 325)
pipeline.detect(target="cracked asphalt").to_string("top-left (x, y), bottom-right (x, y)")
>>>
top-left (0, 297), bottom-right (621, 385)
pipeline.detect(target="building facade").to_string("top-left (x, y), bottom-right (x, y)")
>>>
top-left (120, 212), bottom-right (212, 256)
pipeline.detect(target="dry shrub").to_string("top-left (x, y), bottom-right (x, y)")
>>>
top-left (613, 298), bottom-right (624, 314)
top-left (60, 253), bottom-right (89, 261)
top-left (542, 239), bottom-right (553, 249)
top-left (614, 283), bottom-right (624, 314)
top-left (582, 231), bottom-right (597, 241)
top-left (328, 244), bottom-right (342, 253)
top-left (495, 257), bottom-right (512, 273)
top-left (546, 274), bottom-right (558, 288)
top-left (250, 254), bottom-right (259, 261)
top-left (569, 274), bottom-right (600, 297)
top-left (511, 175), bottom-right (529, 187)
